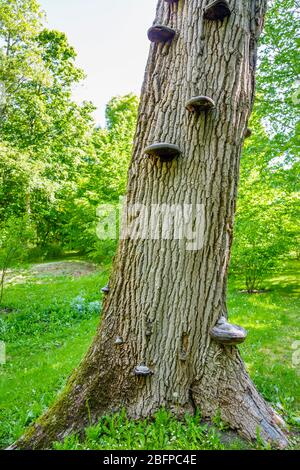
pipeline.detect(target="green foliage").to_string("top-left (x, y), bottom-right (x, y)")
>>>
top-left (54, 409), bottom-right (233, 451)
top-left (2, 294), bottom-right (101, 342)
top-left (0, 0), bottom-right (95, 247)
top-left (59, 94), bottom-right (138, 256)
top-left (0, 216), bottom-right (33, 304)
top-left (212, 410), bottom-right (230, 432)
top-left (0, 0), bottom-right (137, 258)
top-left (95, 94), bottom-right (138, 201)
top-left (229, 261), bottom-right (300, 430)
top-left (230, 1), bottom-right (300, 290)
top-left (0, 261), bottom-right (108, 447)
top-left (231, 136), bottom-right (298, 291)
top-left (0, 263), bottom-right (106, 341)
top-left (257, 0), bottom-right (299, 146)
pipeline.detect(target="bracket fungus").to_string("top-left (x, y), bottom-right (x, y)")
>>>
top-left (101, 285), bottom-right (110, 294)
top-left (179, 352), bottom-right (188, 361)
top-left (204, 0), bottom-right (231, 21)
top-left (145, 321), bottom-right (153, 337)
top-left (186, 95), bottom-right (215, 113)
top-left (210, 316), bottom-right (247, 346)
top-left (115, 336), bottom-right (124, 345)
top-left (147, 25), bottom-right (176, 44)
top-left (144, 143), bottom-right (181, 162)
top-left (134, 364), bottom-right (153, 377)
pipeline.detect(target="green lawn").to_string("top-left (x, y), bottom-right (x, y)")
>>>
top-left (229, 263), bottom-right (300, 425)
top-left (0, 260), bottom-right (299, 450)
top-left (0, 261), bottom-right (108, 448)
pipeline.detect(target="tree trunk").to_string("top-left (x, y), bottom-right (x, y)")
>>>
top-left (16, 0), bottom-right (288, 449)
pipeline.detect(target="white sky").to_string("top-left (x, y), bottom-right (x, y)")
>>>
top-left (39, 0), bottom-right (158, 126)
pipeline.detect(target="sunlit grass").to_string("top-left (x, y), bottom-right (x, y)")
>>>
top-left (228, 262), bottom-right (300, 430)
top-left (0, 260), bottom-right (299, 449)
top-left (53, 409), bottom-right (246, 451)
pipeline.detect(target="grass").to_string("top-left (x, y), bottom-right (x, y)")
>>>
top-left (53, 409), bottom-right (245, 451)
top-left (0, 260), bottom-right (299, 450)
top-left (228, 262), bottom-right (300, 429)
top-left (0, 262), bottom-right (109, 448)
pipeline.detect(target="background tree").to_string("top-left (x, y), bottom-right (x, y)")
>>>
top-left (59, 95), bottom-right (138, 261)
top-left (0, 216), bottom-right (33, 305)
top-left (231, 0), bottom-right (300, 289)
top-left (0, 0), bottom-right (95, 251)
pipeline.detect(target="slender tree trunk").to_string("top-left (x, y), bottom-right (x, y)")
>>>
top-left (0, 269), bottom-right (7, 305)
top-left (25, 192), bottom-right (31, 217)
top-left (16, 0), bottom-right (288, 449)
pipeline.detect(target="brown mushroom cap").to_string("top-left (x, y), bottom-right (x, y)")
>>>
top-left (144, 143), bottom-right (181, 162)
top-left (147, 25), bottom-right (176, 43)
top-left (210, 316), bottom-right (247, 345)
top-left (186, 96), bottom-right (216, 113)
top-left (204, 0), bottom-right (231, 21)
top-left (134, 364), bottom-right (153, 376)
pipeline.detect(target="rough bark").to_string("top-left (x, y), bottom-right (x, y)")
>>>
top-left (15, 0), bottom-right (288, 449)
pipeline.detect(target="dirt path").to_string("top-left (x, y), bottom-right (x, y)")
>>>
top-left (30, 261), bottom-right (97, 278)
top-left (3, 260), bottom-right (98, 285)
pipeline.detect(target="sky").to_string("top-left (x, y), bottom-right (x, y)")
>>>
top-left (39, 0), bottom-right (158, 126)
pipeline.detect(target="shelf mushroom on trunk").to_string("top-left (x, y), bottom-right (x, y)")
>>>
top-left (144, 143), bottom-right (181, 162)
top-left (115, 336), bottom-right (124, 345)
top-left (204, 0), bottom-right (231, 21)
top-left (101, 284), bottom-right (110, 294)
top-left (210, 316), bottom-right (247, 346)
top-left (134, 364), bottom-right (153, 377)
top-left (186, 96), bottom-right (216, 113)
top-left (147, 24), bottom-right (176, 43)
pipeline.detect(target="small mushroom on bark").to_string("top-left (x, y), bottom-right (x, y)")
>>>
top-left (115, 336), bottom-right (124, 345)
top-left (147, 25), bottom-right (176, 44)
top-left (134, 364), bottom-right (153, 376)
top-left (204, 0), bottom-right (231, 21)
top-left (145, 320), bottom-right (153, 337)
top-left (179, 352), bottom-right (188, 361)
top-left (186, 96), bottom-right (216, 113)
top-left (144, 143), bottom-right (181, 162)
top-left (210, 316), bottom-right (247, 345)
top-left (101, 285), bottom-right (110, 294)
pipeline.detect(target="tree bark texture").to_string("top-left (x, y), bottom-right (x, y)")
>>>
top-left (16, 0), bottom-right (288, 449)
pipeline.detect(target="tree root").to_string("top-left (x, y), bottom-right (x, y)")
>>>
top-left (191, 345), bottom-right (289, 448)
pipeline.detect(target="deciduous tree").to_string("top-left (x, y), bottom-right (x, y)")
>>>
top-left (16, 0), bottom-right (288, 449)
